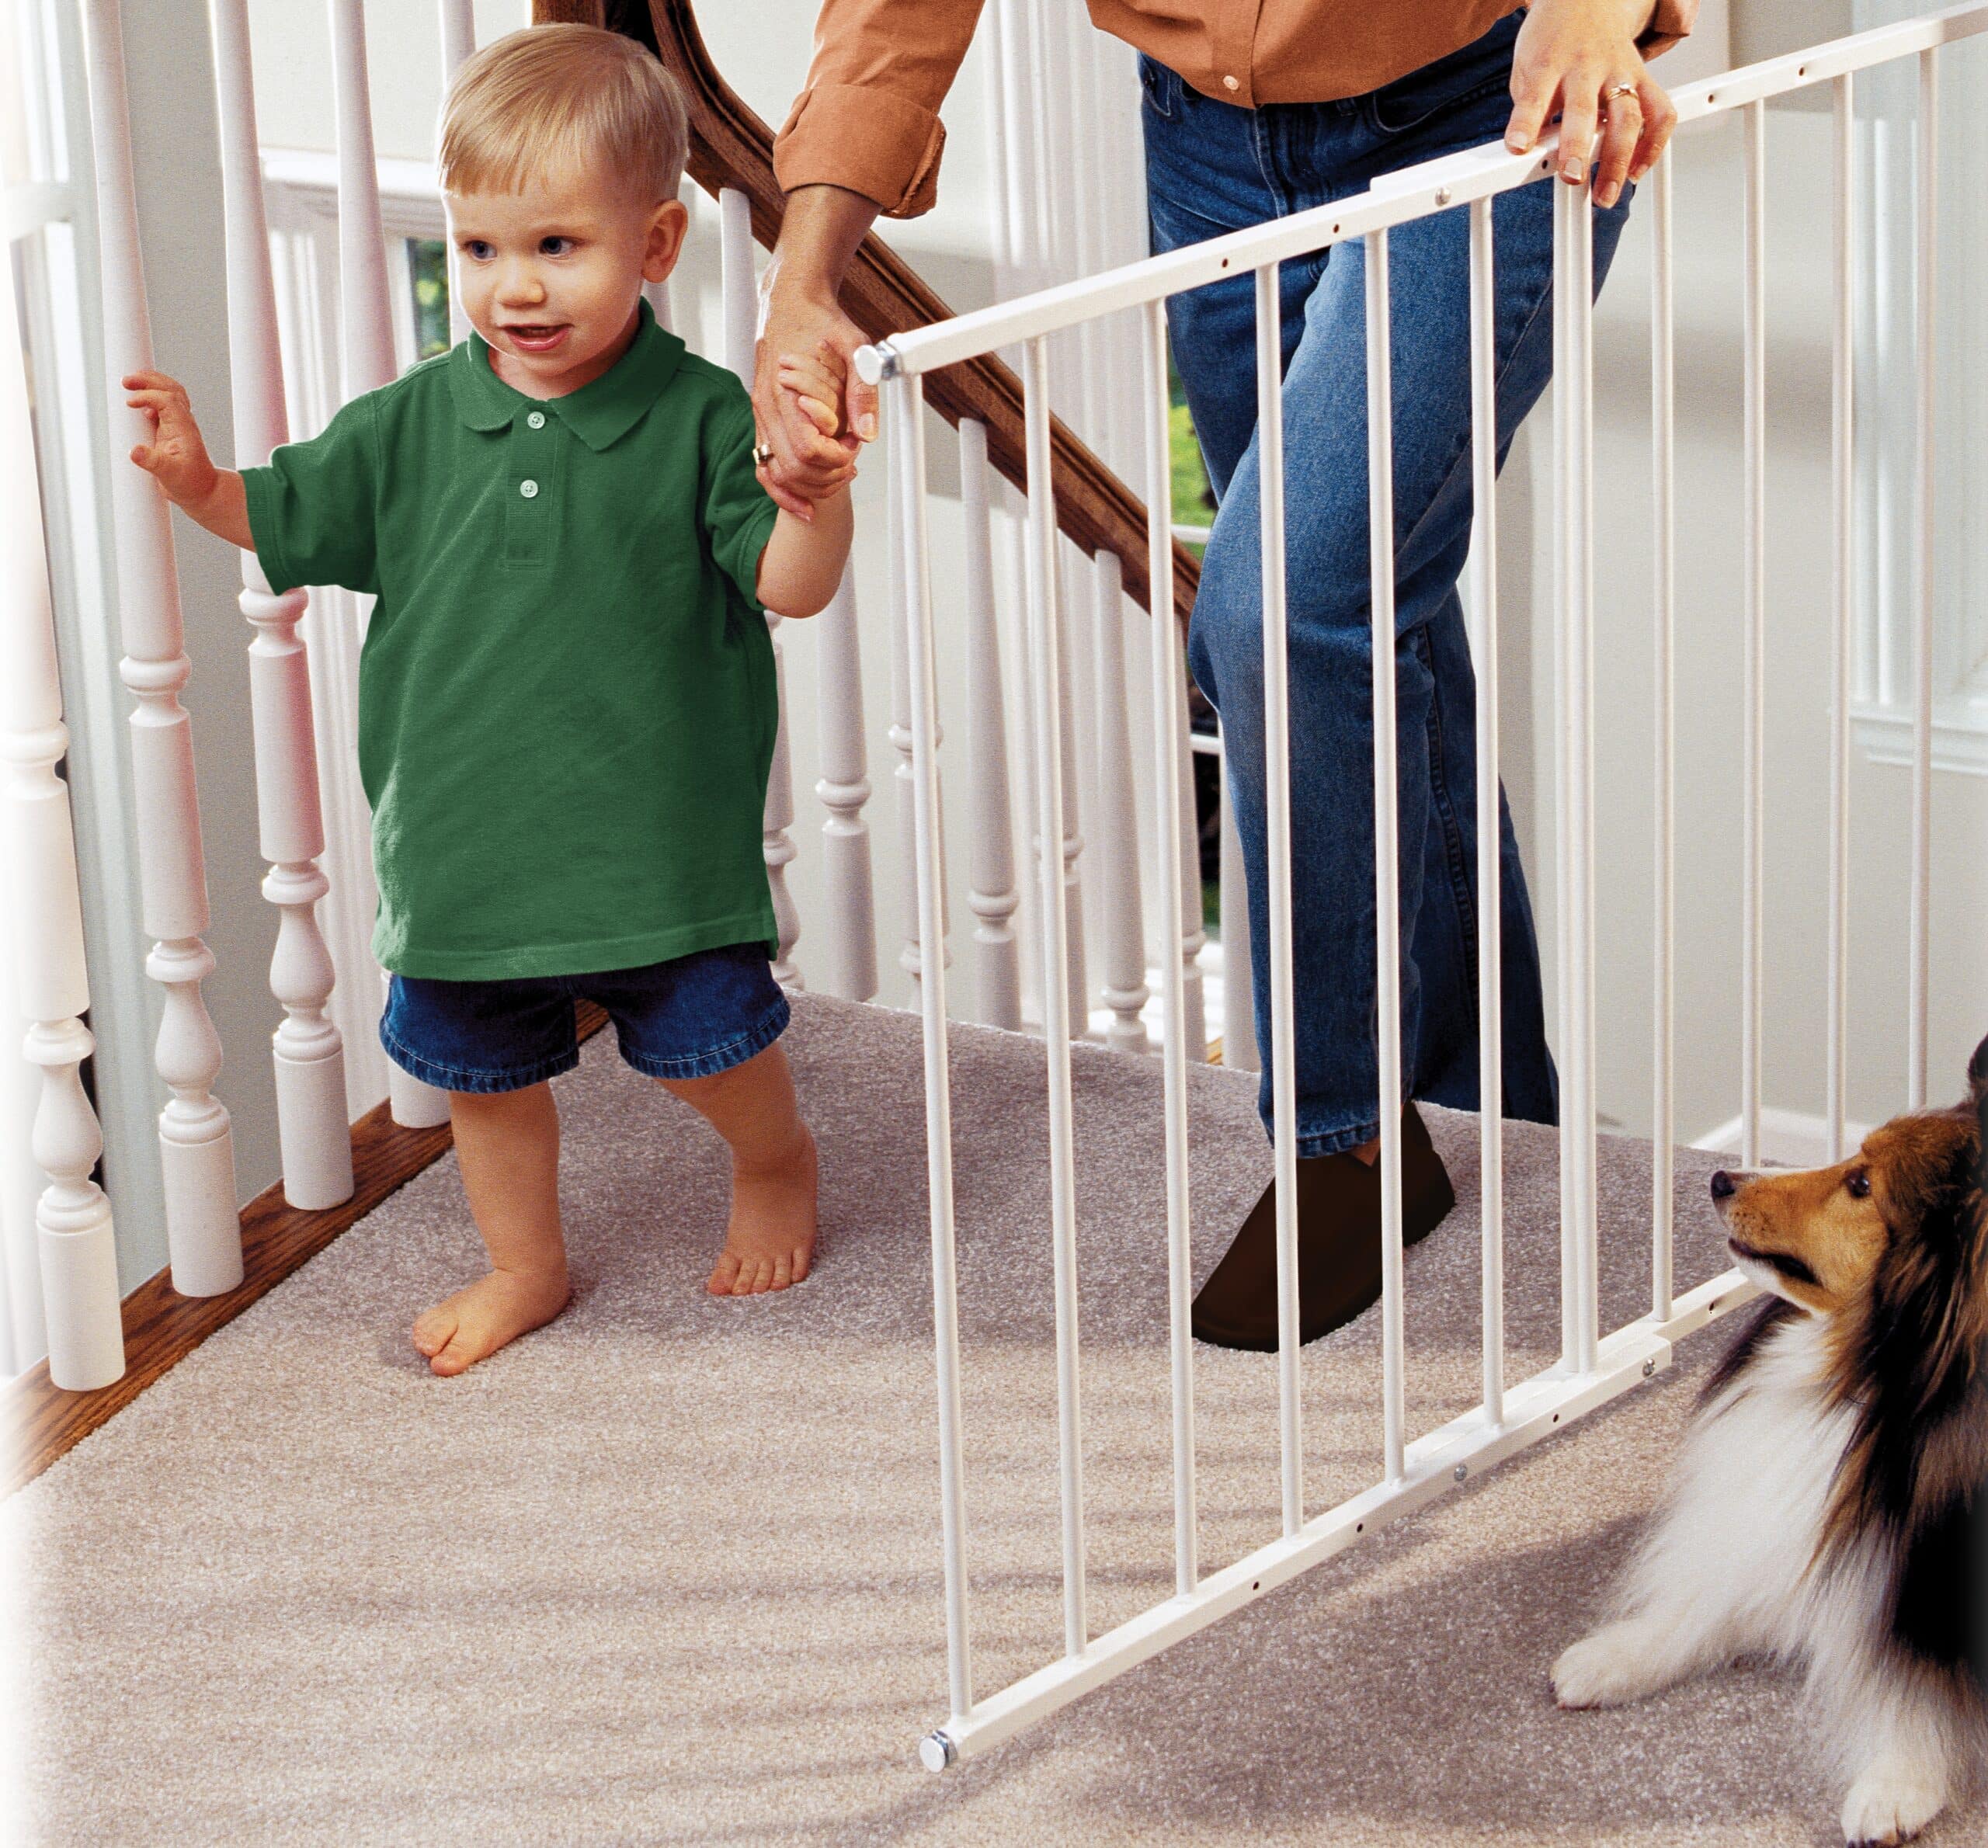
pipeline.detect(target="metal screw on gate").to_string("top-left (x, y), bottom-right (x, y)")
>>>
top-left (1642, 1358), bottom-right (1658, 1378)
top-left (919, 1731), bottom-right (958, 1773)
top-left (1435, 187), bottom-right (1453, 206)
top-left (1453, 1463), bottom-right (1468, 1483)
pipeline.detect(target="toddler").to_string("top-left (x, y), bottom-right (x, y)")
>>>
top-left (125, 24), bottom-right (858, 1374)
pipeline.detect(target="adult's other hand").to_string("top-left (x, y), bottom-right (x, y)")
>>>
top-left (752, 186), bottom-right (880, 519)
top-left (1505, 0), bottom-right (1680, 210)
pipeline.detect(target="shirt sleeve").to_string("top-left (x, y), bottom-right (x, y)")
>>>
top-left (700, 397), bottom-right (781, 617)
top-left (1639, 0), bottom-right (1700, 58)
top-left (770, 0), bottom-right (985, 219)
top-left (239, 393), bottom-right (381, 597)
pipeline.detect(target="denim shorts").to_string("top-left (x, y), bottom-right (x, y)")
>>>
top-left (380, 943), bottom-right (789, 1094)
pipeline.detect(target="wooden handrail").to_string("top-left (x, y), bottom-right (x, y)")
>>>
top-left (532, 0), bottom-right (1199, 626)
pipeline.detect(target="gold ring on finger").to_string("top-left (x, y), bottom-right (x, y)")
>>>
top-left (752, 441), bottom-right (775, 468)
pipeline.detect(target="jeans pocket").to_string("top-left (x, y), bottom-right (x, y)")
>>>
top-left (1138, 51), bottom-right (1176, 120)
top-left (1366, 17), bottom-right (1520, 137)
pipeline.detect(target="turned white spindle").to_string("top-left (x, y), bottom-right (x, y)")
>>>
top-left (1217, 759), bottom-right (1258, 1072)
top-left (961, 420), bottom-right (1022, 1029)
top-left (720, 187), bottom-right (802, 985)
top-left (814, 561), bottom-right (878, 1000)
top-left (2, 278), bottom-right (125, 1391)
top-left (1089, 551), bottom-right (1148, 1051)
top-left (82, 0), bottom-right (243, 1297)
top-left (1053, 549), bottom-right (1089, 1029)
top-left (439, 0), bottom-right (475, 346)
top-left (329, 0), bottom-right (451, 1129)
top-left (214, 0), bottom-right (353, 1211)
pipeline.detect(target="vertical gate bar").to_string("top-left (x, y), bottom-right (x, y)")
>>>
top-left (1255, 263), bottom-right (1305, 1531)
top-left (1828, 74), bottom-right (1854, 1160)
top-left (961, 419), bottom-right (1023, 1029)
top-left (1365, 233), bottom-right (1407, 1484)
top-left (1551, 179), bottom-right (1576, 1367)
top-left (1907, 49), bottom-right (1936, 1112)
top-left (1650, 155), bottom-right (1677, 1322)
top-left (1740, 100), bottom-right (1766, 1171)
top-left (1570, 182), bottom-right (1599, 1377)
top-left (439, 0), bottom-right (475, 345)
top-left (1023, 335), bottom-right (1090, 1655)
top-left (0, 275), bottom-right (124, 1391)
top-left (1143, 300), bottom-right (1199, 1595)
top-left (331, 0), bottom-right (450, 1131)
top-left (888, 371), bottom-right (974, 1724)
top-left (213, 0), bottom-right (355, 1214)
top-left (1173, 671), bottom-right (1209, 1064)
top-left (1552, 175), bottom-right (1598, 1375)
top-left (1466, 196), bottom-right (1504, 1424)
top-left (82, 0), bottom-right (245, 1295)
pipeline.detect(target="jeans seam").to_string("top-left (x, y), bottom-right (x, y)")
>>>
top-left (1391, 222), bottom-right (1560, 568)
top-left (618, 995), bottom-right (789, 1082)
top-left (1416, 624), bottom-right (1479, 1019)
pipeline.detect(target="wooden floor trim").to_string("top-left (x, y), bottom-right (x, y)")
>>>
top-left (3, 1003), bottom-right (607, 1496)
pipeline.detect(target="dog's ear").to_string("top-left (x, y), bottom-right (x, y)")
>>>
top-left (1972, 1035), bottom-right (1988, 1186)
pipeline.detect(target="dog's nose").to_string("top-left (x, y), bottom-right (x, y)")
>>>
top-left (1709, 1169), bottom-right (1737, 1201)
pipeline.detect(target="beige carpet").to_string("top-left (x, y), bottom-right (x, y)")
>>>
top-left (11, 994), bottom-right (1980, 1846)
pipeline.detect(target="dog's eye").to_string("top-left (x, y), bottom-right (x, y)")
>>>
top-left (1845, 1169), bottom-right (1872, 1200)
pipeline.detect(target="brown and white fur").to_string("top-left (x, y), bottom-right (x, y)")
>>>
top-left (1552, 1037), bottom-right (1988, 1846)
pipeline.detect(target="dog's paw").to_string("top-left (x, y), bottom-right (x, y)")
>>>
top-left (1840, 1763), bottom-right (1947, 1846)
top-left (1551, 1621), bottom-right (1673, 1709)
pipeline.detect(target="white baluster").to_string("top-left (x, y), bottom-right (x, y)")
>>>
top-left (1089, 551), bottom-right (1148, 1051)
top-left (814, 562), bottom-right (878, 1001)
top-left (214, 0), bottom-right (353, 1211)
top-left (82, 0), bottom-right (243, 1297)
top-left (331, 0), bottom-right (451, 1130)
top-left (439, 0), bottom-right (475, 347)
top-left (720, 187), bottom-right (802, 986)
top-left (1053, 549), bottom-right (1089, 1031)
top-left (961, 420), bottom-right (1022, 1029)
top-left (2, 275), bottom-right (125, 1390)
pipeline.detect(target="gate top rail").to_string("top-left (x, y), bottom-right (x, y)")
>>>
top-left (858, 0), bottom-right (1988, 386)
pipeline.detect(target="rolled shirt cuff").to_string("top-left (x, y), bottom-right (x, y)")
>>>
top-left (772, 81), bottom-right (947, 219)
top-left (1639, 0), bottom-right (1700, 58)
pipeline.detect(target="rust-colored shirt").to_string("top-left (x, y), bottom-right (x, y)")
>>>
top-left (773, 1), bottom-right (1699, 218)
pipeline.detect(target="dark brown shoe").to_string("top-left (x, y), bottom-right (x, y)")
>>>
top-left (1190, 1103), bottom-right (1455, 1352)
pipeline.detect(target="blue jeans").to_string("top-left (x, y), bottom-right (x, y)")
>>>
top-left (1144, 14), bottom-right (1631, 1156)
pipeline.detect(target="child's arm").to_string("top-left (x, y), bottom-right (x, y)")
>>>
top-left (753, 345), bottom-right (855, 618)
top-left (756, 491), bottom-right (852, 620)
top-left (123, 371), bottom-right (253, 550)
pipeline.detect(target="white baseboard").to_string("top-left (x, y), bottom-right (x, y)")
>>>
top-left (1690, 1107), bottom-right (1873, 1170)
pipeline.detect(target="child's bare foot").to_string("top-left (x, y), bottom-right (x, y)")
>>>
top-left (707, 1126), bottom-right (817, 1297)
top-left (412, 1263), bottom-right (571, 1376)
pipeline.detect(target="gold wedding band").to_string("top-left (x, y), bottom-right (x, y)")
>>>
top-left (1604, 82), bottom-right (1638, 102)
top-left (752, 441), bottom-right (775, 467)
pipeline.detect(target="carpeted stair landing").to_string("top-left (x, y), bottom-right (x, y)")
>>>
top-left (11, 994), bottom-right (1980, 1846)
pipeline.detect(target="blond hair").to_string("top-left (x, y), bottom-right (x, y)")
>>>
top-left (439, 23), bottom-right (688, 203)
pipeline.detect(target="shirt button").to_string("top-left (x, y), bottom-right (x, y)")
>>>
top-left (527, 411), bottom-right (545, 429)
top-left (520, 479), bottom-right (539, 498)
top-left (1222, 74), bottom-right (1239, 91)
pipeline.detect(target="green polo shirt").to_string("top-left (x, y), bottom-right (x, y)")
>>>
top-left (241, 302), bottom-right (781, 981)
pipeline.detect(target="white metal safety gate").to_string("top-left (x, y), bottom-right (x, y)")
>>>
top-left (860, 1), bottom-right (1985, 1770)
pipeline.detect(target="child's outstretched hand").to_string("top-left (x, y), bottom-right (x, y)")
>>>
top-left (123, 370), bottom-right (252, 548)
top-left (124, 371), bottom-right (220, 506)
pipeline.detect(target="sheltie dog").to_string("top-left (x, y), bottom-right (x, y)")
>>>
top-left (1552, 1037), bottom-right (1987, 1845)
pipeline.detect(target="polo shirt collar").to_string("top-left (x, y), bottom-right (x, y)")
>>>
top-left (449, 297), bottom-right (686, 451)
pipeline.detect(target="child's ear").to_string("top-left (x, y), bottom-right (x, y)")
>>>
top-left (644, 197), bottom-right (690, 287)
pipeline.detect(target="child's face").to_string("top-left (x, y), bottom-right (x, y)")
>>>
top-left (446, 165), bottom-right (686, 398)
